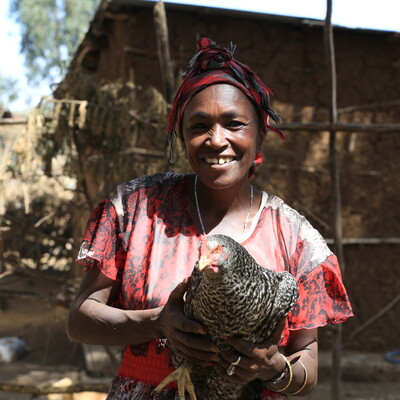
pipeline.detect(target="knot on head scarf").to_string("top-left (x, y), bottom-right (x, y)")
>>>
top-left (167, 38), bottom-right (284, 140)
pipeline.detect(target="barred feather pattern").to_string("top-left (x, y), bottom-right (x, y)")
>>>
top-left (182, 234), bottom-right (299, 400)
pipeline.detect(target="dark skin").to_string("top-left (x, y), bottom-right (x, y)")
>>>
top-left (67, 84), bottom-right (318, 396)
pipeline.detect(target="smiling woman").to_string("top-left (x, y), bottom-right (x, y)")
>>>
top-left (181, 84), bottom-right (260, 193)
top-left (67, 38), bottom-right (353, 400)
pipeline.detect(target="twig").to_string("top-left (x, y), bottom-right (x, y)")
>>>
top-left (347, 293), bottom-right (400, 342)
top-left (0, 118), bottom-right (27, 125)
top-left (273, 122), bottom-right (400, 132)
top-left (34, 211), bottom-right (56, 228)
top-left (0, 269), bottom-right (13, 280)
top-left (0, 289), bottom-right (69, 308)
top-left (337, 99), bottom-right (400, 114)
top-left (129, 109), bottom-right (163, 128)
top-left (5, 256), bottom-right (67, 283)
top-left (288, 99), bottom-right (400, 118)
top-left (325, 237), bottom-right (400, 245)
top-left (71, 127), bottom-right (94, 211)
top-left (153, 0), bottom-right (175, 103)
top-left (265, 181), bottom-right (331, 231)
top-left (0, 382), bottom-right (108, 395)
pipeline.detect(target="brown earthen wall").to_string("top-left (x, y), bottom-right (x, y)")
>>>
top-left (70, 5), bottom-right (400, 352)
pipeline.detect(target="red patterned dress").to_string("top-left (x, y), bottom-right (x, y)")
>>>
top-left (77, 172), bottom-right (353, 400)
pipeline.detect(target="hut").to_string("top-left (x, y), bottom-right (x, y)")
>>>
top-left (50, 0), bottom-right (400, 356)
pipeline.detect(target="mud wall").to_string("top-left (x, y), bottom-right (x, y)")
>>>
top-left (64, 3), bottom-right (400, 352)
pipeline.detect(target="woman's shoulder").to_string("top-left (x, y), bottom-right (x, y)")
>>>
top-left (110, 172), bottom-right (188, 216)
top-left (263, 192), bottom-right (306, 227)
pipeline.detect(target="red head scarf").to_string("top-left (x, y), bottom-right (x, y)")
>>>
top-left (167, 38), bottom-right (284, 140)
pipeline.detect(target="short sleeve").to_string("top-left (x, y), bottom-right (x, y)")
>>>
top-left (76, 199), bottom-right (126, 281)
top-left (288, 253), bottom-right (353, 329)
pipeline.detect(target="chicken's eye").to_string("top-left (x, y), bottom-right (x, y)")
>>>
top-left (211, 246), bottom-right (221, 255)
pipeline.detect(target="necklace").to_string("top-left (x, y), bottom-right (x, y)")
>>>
top-left (194, 175), bottom-right (254, 235)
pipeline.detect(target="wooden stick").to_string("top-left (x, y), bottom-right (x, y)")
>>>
top-left (0, 289), bottom-right (69, 308)
top-left (153, 0), bottom-right (175, 103)
top-left (4, 256), bottom-right (67, 283)
top-left (324, 2), bottom-right (344, 400)
top-left (129, 110), bottom-right (163, 128)
top-left (289, 99), bottom-right (400, 118)
top-left (325, 237), bottom-right (400, 245)
top-left (86, 145), bottom-right (165, 161)
top-left (0, 382), bottom-right (108, 395)
top-left (0, 118), bottom-right (27, 125)
top-left (273, 122), bottom-right (400, 132)
top-left (347, 292), bottom-right (400, 342)
top-left (337, 99), bottom-right (400, 113)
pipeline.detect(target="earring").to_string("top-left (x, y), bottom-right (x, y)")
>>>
top-left (254, 153), bottom-right (263, 167)
top-left (248, 153), bottom-right (263, 178)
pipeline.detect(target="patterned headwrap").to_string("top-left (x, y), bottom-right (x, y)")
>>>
top-left (167, 38), bottom-right (284, 141)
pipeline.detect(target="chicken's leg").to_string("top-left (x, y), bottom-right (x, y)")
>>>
top-left (154, 363), bottom-right (197, 400)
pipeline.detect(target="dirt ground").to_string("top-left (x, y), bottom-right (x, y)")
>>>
top-left (0, 273), bottom-right (399, 400)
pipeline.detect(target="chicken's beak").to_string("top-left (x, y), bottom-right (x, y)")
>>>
top-left (198, 256), bottom-right (211, 271)
top-left (198, 256), bottom-right (219, 273)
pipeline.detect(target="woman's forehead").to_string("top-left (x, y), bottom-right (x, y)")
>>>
top-left (184, 84), bottom-right (257, 118)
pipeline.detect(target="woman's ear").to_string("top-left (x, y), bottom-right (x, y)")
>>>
top-left (256, 130), bottom-right (265, 154)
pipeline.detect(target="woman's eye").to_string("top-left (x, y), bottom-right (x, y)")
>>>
top-left (189, 123), bottom-right (209, 132)
top-left (227, 120), bottom-right (245, 128)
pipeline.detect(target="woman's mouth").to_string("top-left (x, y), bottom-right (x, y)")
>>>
top-left (204, 156), bottom-right (235, 165)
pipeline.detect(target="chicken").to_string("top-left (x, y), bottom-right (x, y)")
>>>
top-left (155, 234), bottom-right (298, 400)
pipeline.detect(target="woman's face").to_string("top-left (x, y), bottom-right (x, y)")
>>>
top-left (181, 84), bottom-right (263, 189)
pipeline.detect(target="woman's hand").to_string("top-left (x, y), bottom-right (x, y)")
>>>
top-left (214, 318), bottom-right (286, 384)
top-left (158, 278), bottom-right (220, 367)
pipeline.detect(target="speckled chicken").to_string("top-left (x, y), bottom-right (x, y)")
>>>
top-left (156, 234), bottom-right (298, 400)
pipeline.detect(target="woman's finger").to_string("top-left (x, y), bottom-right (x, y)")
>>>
top-left (172, 329), bottom-right (218, 353)
top-left (167, 277), bottom-right (190, 303)
top-left (224, 336), bottom-right (258, 357)
top-left (267, 317), bottom-right (286, 344)
top-left (213, 363), bottom-right (248, 384)
top-left (225, 317), bottom-right (286, 356)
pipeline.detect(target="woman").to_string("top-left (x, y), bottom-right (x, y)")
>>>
top-left (67, 38), bottom-right (353, 399)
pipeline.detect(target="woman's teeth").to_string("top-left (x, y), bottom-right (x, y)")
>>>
top-left (205, 157), bottom-right (234, 165)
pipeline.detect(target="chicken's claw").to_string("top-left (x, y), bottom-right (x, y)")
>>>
top-left (155, 363), bottom-right (197, 400)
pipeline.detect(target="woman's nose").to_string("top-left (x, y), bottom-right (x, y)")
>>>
top-left (208, 125), bottom-right (228, 148)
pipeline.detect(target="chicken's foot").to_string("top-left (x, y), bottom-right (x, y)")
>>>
top-left (154, 363), bottom-right (197, 400)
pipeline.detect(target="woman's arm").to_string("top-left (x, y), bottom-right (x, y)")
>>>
top-left (215, 324), bottom-right (318, 396)
top-left (266, 328), bottom-right (318, 395)
top-left (66, 268), bottom-right (219, 366)
top-left (66, 268), bottom-right (162, 345)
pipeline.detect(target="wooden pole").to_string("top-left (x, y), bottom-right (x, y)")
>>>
top-left (0, 382), bottom-right (108, 395)
top-left (347, 292), bottom-right (400, 342)
top-left (273, 122), bottom-right (400, 132)
top-left (153, 0), bottom-right (175, 103)
top-left (324, 2), bottom-right (344, 400)
top-left (0, 118), bottom-right (27, 125)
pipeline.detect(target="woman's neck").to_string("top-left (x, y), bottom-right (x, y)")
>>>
top-left (188, 174), bottom-right (261, 237)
